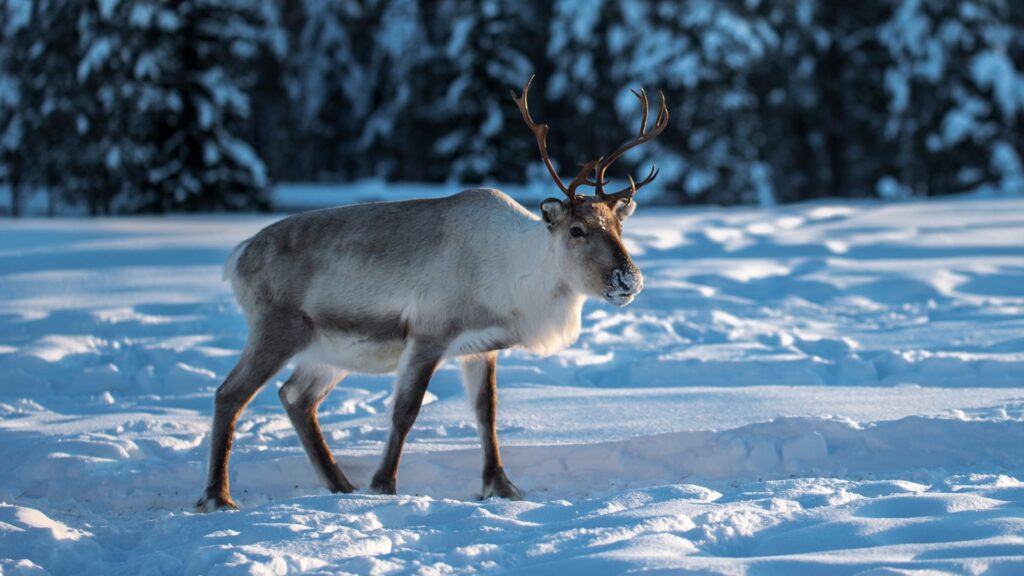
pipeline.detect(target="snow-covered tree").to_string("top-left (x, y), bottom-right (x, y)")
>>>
top-left (128, 0), bottom-right (272, 212)
top-left (606, 1), bottom-right (778, 204)
top-left (0, 0), bottom-right (33, 216)
top-left (751, 1), bottom-right (897, 203)
top-left (363, 0), bottom-right (448, 181)
top-left (4, 0), bottom-right (1023, 213)
top-left (879, 0), bottom-right (1024, 198)
top-left (277, 0), bottom-right (431, 182)
top-left (286, 0), bottom-right (376, 180)
top-left (1, 0), bottom-right (86, 214)
top-left (416, 0), bottom-right (535, 184)
top-left (1, 0), bottom-right (274, 214)
top-left (544, 0), bottom-right (630, 188)
top-left (68, 0), bottom-right (148, 214)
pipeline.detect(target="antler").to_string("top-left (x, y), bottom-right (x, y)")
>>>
top-left (594, 88), bottom-right (669, 202)
top-left (511, 75), bottom-right (595, 202)
top-left (513, 76), bottom-right (669, 203)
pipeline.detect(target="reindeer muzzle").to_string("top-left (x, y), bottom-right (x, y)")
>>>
top-left (605, 266), bottom-right (644, 306)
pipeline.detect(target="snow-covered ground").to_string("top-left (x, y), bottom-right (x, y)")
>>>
top-left (1, 193), bottom-right (1023, 574)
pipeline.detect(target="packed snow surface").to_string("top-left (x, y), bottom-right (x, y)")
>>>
top-left (1, 193), bottom-right (1023, 574)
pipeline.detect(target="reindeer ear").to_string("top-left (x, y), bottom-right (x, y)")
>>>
top-left (540, 198), bottom-right (569, 227)
top-left (613, 198), bottom-right (637, 221)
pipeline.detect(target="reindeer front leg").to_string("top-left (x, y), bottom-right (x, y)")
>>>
top-left (461, 351), bottom-right (522, 500)
top-left (370, 338), bottom-right (444, 495)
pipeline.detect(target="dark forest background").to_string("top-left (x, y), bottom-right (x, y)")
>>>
top-left (1, 0), bottom-right (1022, 215)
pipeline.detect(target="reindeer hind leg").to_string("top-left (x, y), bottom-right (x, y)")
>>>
top-left (196, 308), bottom-right (313, 512)
top-left (278, 364), bottom-right (355, 493)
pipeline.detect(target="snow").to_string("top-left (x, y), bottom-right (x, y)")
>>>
top-left (972, 50), bottom-right (1024, 119)
top-left (76, 37), bottom-right (114, 83)
top-left (1, 192), bottom-right (1024, 573)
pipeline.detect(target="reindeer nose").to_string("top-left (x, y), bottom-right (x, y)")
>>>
top-left (612, 266), bottom-right (644, 295)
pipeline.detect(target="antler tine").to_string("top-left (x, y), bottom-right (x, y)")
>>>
top-left (582, 171), bottom-right (611, 187)
top-left (653, 90), bottom-right (668, 132)
top-left (511, 75), bottom-right (572, 198)
top-left (631, 88), bottom-right (649, 137)
top-left (595, 88), bottom-right (669, 199)
top-left (600, 173), bottom-right (638, 202)
top-left (629, 164), bottom-right (659, 191)
top-left (566, 158), bottom-right (602, 199)
top-left (601, 164), bottom-right (659, 201)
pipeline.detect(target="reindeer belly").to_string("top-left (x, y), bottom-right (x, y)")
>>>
top-left (445, 327), bottom-right (514, 357)
top-left (296, 332), bottom-right (405, 374)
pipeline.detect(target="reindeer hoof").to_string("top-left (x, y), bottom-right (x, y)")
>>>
top-left (195, 492), bottom-right (239, 512)
top-left (327, 471), bottom-right (357, 494)
top-left (329, 481), bottom-right (357, 494)
top-left (369, 475), bottom-right (397, 495)
top-left (482, 467), bottom-right (522, 500)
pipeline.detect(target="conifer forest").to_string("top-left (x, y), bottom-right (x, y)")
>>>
top-left (1, 0), bottom-right (1022, 214)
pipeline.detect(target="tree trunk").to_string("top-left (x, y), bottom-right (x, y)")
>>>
top-left (9, 184), bottom-right (22, 218)
top-left (821, 4), bottom-right (846, 199)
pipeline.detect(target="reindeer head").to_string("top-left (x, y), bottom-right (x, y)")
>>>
top-left (511, 76), bottom-right (668, 307)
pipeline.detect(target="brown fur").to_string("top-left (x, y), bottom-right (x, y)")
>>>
top-left (313, 311), bottom-right (409, 342)
top-left (464, 352), bottom-right (521, 499)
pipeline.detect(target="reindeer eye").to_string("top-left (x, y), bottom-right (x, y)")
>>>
top-left (569, 225), bottom-right (586, 238)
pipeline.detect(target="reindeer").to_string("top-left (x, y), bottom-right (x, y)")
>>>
top-left (196, 76), bottom-right (669, 511)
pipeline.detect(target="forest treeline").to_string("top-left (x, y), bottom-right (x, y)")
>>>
top-left (1, 0), bottom-right (1022, 214)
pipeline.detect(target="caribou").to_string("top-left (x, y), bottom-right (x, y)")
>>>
top-left (196, 76), bottom-right (669, 511)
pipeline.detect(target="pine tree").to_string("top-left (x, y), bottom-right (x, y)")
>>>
top-left (237, 2), bottom-right (291, 183)
top-left (609, 1), bottom-right (778, 204)
top-left (283, 0), bottom-right (434, 183)
top-left (879, 0), bottom-right (1024, 198)
top-left (749, 1), bottom-right (824, 204)
top-left (287, 0), bottom-right (375, 181)
top-left (129, 0), bottom-right (271, 212)
top-left (545, 0), bottom-right (626, 189)
top-left (1, 0), bottom-right (84, 215)
top-left (416, 0), bottom-right (537, 184)
top-left (70, 0), bottom-right (144, 214)
top-left (5, 0), bottom-right (1023, 214)
top-left (361, 0), bottom-right (434, 182)
top-left (0, 0), bottom-right (33, 216)
top-left (752, 1), bottom-right (894, 204)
